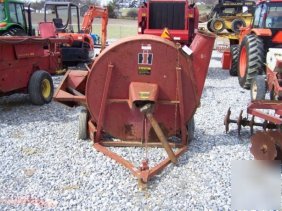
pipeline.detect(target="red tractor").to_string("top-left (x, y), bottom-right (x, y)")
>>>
top-left (137, 0), bottom-right (199, 45)
top-left (236, 0), bottom-right (282, 92)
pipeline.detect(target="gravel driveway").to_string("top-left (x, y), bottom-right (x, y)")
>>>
top-left (0, 51), bottom-right (254, 210)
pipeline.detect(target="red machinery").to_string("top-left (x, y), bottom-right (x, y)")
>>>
top-left (138, 0), bottom-right (199, 45)
top-left (0, 35), bottom-right (70, 105)
top-left (80, 5), bottom-right (108, 51)
top-left (54, 32), bottom-right (215, 187)
top-left (225, 101), bottom-right (282, 160)
top-left (250, 48), bottom-right (282, 101)
top-left (221, 0), bottom-right (282, 77)
top-left (43, 2), bottom-right (108, 66)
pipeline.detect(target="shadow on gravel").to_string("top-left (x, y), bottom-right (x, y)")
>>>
top-left (0, 94), bottom-right (76, 125)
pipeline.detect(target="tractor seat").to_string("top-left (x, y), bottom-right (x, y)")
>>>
top-left (53, 18), bottom-right (64, 29)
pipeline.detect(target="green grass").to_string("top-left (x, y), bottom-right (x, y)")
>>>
top-left (91, 24), bottom-right (137, 39)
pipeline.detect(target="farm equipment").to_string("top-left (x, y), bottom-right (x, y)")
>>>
top-left (43, 2), bottom-right (108, 67)
top-left (250, 48), bottom-right (282, 100)
top-left (221, 0), bottom-right (282, 77)
top-left (0, 35), bottom-right (70, 105)
top-left (236, 0), bottom-right (282, 89)
top-left (225, 102), bottom-right (282, 160)
top-left (207, 0), bottom-right (255, 33)
top-left (0, 0), bottom-right (34, 36)
top-left (138, 0), bottom-right (199, 45)
top-left (54, 32), bottom-right (215, 187)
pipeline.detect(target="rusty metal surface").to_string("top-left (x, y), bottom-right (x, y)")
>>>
top-left (224, 107), bottom-right (281, 135)
top-left (85, 33), bottom-right (215, 141)
top-left (144, 111), bottom-right (177, 164)
top-left (250, 131), bottom-right (282, 160)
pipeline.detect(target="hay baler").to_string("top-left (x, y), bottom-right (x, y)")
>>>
top-left (0, 35), bottom-right (69, 105)
top-left (137, 0), bottom-right (199, 45)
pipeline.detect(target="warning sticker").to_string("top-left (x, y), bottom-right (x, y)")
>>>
top-left (138, 66), bottom-right (151, 75)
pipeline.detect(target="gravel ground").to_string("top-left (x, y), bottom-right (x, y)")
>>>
top-left (0, 51), bottom-right (256, 210)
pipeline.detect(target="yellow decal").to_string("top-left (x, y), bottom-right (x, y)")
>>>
top-left (139, 92), bottom-right (150, 99)
top-left (138, 66), bottom-right (151, 75)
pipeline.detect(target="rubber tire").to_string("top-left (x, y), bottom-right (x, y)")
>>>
top-left (78, 109), bottom-right (88, 140)
top-left (229, 45), bottom-right (239, 76)
top-left (250, 75), bottom-right (267, 101)
top-left (207, 20), bottom-right (213, 32)
top-left (238, 34), bottom-right (265, 89)
top-left (28, 70), bottom-right (54, 105)
top-left (231, 19), bottom-right (246, 33)
top-left (187, 117), bottom-right (195, 143)
top-left (210, 18), bottom-right (225, 33)
top-left (1, 27), bottom-right (27, 36)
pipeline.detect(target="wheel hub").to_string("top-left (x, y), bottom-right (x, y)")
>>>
top-left (41, 79), bottom-right (51, 99)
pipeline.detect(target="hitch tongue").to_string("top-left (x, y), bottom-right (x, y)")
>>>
top-left (140, 104), bottom-right (178, 164)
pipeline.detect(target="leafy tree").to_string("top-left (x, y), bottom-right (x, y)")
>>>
top-left (107, 0), bottom-right (120, 18)
top-left (127, 8), bottom-right (137, 19)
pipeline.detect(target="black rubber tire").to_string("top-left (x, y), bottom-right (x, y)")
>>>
top-left (78, 109), bottom-right (88, 140)
top-left (231, 19), bottom-right (246, 33)
top-left (1, 27), bottom-right (27, 36)
top-left (250, 75), bottom-right (267, 100)
top-left (229, 45), bottom-right (239, 76)
top-left (238, 34), bottom-right (265, 89)
top-left (187, 116), bottom-right (195, 143)
top-left (28, 70), bottom-right (54, 105)
top-left (207, 20), bottom-right (213, 32)
top-left (210, 18), bottom-right (225, 33)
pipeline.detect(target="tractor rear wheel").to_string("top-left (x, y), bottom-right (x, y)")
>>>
top-left (238, 34), bottom-right (265, 89)
top-left (28, 70), bottom-right (54, 105)
top-left (210, 18), bottom-right (225, 33)
top-left (78, 109), bottom-right (88, 140)
top-left (1, 27), bottom-right (27, 36)
top-left (250, 75), bottom-right (267, 100)
top-left (231, 19), bottom-right (246, 33)
top-left (229, 45), bottom-right (239, 76)
top-left (187, 116), bottom-right (195, 143)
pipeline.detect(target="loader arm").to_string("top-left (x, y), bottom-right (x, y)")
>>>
top-left (81, 6), bottom-right (108, 51)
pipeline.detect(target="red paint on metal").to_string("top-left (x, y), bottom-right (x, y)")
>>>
top-left (85, 34), bottom-right (215, 141)
top-left (38, 22), bottom-right (57, 38)
top-left (221, 51), bottom-right (231, 70)
top-left (138, 0), bottom-right (199, 45)
top-left (239, 46), bottom-right (247, 78)
top-left (247, 101), bottom-right (282, 125)
top-left (0, 36), bottom-right (69, 95)
top-left (128, 82), bottom-right (159, 109)
top-left (272, 31), bottom-right (282, 43)
top-left (54, 32), bottom-right (215, 184)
